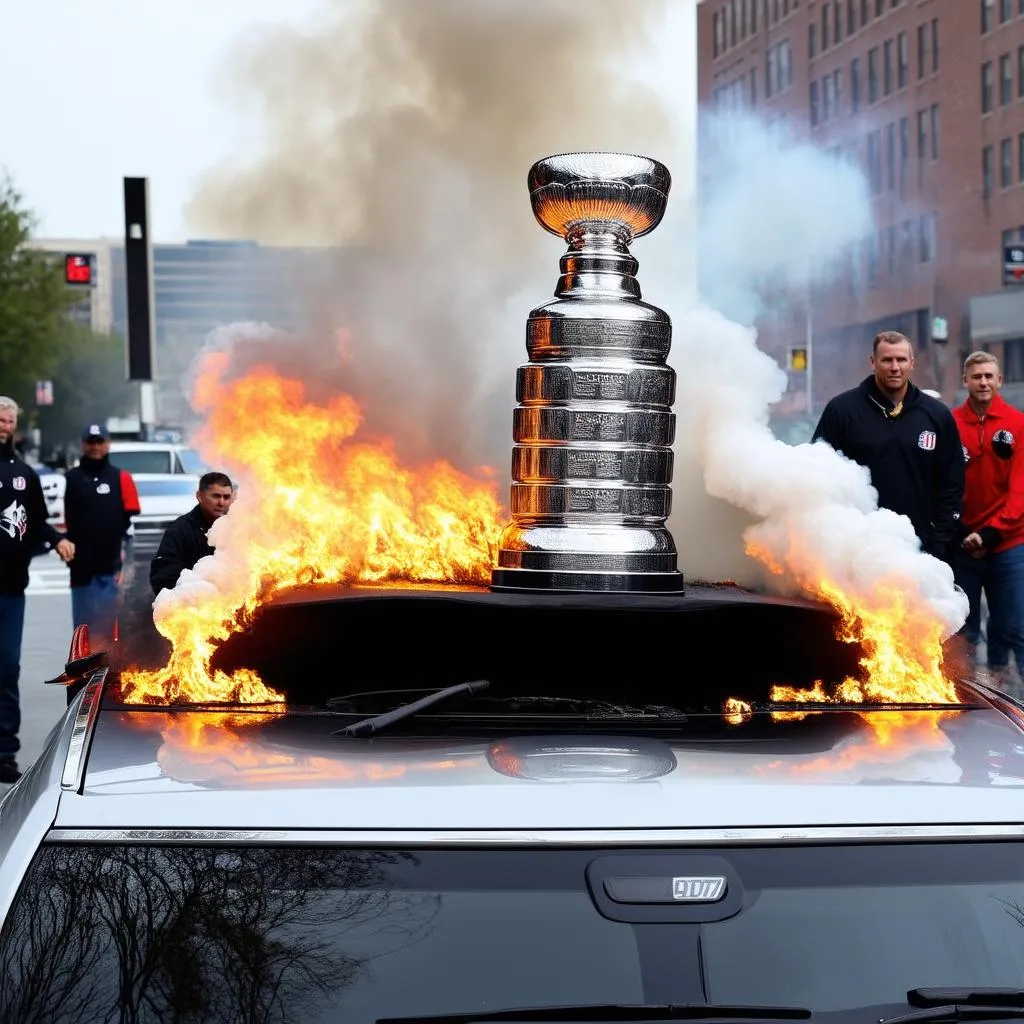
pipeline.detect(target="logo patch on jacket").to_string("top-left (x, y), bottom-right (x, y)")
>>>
top-left (917, 430), bottom-right (937, 451)
top-left (993, 429), bottom-right (1016, 460)
top-left (0, 500), bottom-right (27, 540)
top-left (962, 444), bottom-right (971, 463)
top-left (96, 482), bottom-right (111, 494)
top-left (12, 476), bottom-right (25, 491)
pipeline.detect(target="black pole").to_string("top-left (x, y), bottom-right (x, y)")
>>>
top-left (123, 177), bottom-right (155, 382)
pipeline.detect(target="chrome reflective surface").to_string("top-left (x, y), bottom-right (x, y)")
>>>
top-left (493, 151), bottom-right (683, 593)
top-left (60, 670), bottom-right (106, 792)
top-left (43, 824), bottom-right (1024, 845)
top-left (41, 705), bottom-right (1024, 832)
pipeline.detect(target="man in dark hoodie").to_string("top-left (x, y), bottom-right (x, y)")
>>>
top-left (63, 423), bottom-right (140, 694)
top-left (0, 397), bottom-right (74, 783)
top-left (150, 471), bottom-right (234, 595)
top-left (812, 331), bottom-right (964, 561)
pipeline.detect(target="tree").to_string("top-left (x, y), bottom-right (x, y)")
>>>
top-left (34, 323), bottom-right (139, 456)
top-left (0, 176), bottom-right (74, 403)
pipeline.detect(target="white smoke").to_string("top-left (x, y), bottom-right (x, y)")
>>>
top-left (671, 112), bottom-right (968, 633)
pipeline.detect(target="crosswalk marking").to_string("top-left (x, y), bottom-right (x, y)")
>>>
top-left (27, 552), bottom-right (69, 595)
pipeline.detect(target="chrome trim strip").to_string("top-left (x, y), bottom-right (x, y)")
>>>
top-left (43, 824), bottom-right (1024, 845)
top-left (59, 670), bottom-right (107, 793)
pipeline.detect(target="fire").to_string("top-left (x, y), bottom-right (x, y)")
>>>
top-left (120, 355), bottom-right (504, 704)
top-left (745, 542), bottom-right (959, 713)
top-left (123, 712), bottom-right (466, 785)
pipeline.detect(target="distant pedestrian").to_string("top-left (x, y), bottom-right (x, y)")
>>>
top-left (812, 331), bottom-right (964, 561)
top-left (150, 472), bottom-right (234, 595)
top-left (63, 424), bottom-right (140, 700)
top-left (951, 352), bottom-right (1024, 686)
top-left (0, 397), bottom-right (74, 783)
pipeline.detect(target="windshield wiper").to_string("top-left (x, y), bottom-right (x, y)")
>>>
top-left (376, 1003), bottom-right (812, 1023)
top-left (337, 679), bottom-right (490, 737)
top-left (880, 991), bottom-right (1024, 1024)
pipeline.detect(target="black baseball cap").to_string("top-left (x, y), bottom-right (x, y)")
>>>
top-left (81, 423), bottom-right (108, 442)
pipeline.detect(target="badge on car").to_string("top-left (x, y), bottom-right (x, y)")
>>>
top-left (672, 876), bottom-right (727, 902)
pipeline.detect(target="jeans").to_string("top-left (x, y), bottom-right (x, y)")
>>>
top-left (953, 543), bottom-right (1024, 672)
top-left (0, 593), bottom-right (26, 758)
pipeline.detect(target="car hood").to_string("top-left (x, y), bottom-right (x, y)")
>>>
top-left (51, 703), bottom-right (1024, 832)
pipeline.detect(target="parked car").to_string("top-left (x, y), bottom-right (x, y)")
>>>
top-left (109, 441), bottom-right (210, 477)
top-left (2, 585), bottom-right (1023, 1021)
top-left (33, 464), bottom-right (66, 529)
top-left (124, 473), bottom-right (199, 562)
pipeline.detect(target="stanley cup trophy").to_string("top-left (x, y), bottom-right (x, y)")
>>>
top-left (491, 152), bottom-right (684, 593)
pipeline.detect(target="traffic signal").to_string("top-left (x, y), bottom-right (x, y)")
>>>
top-left (788, 347), bottom-right (808, 372)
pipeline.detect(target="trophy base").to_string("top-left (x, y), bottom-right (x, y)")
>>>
top-left (490, 567), bottom-right (685, 594)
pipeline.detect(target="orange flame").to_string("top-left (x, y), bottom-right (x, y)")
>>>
top-left (746, 540), bottom-right (959, 713)
top-left (121, 356), bottom-right (504, 704)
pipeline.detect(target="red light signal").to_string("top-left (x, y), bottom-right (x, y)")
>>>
top-left (64, 253), bottom-right (93, 286)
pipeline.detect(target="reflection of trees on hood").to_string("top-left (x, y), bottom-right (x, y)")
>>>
top-left (0, 846), bottom-right (439, 1023)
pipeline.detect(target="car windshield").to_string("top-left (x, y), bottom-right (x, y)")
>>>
top-left (4, 842), bottom-right (1024, 1022)
top-left (112, 449), bottom-right (173, 474)
top-left (134, 478), bottom-right (197, 497)
top-left (177, 447), bottom-right (210, 475)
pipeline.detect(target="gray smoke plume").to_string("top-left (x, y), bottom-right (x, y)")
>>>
top-left (186, 0), bottom-right (685, 471)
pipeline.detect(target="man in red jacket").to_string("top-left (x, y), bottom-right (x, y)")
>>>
top-left (952, 352), bottom-right (1024, 685)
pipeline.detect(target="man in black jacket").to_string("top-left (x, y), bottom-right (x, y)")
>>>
top-left (63, 424), bottom-right (141, 680)
top-left (812, 331), bottom-right (964, 561)
top-left (150, 472), bottom-right (234, 595)
top-left (0, 397), bottom-right (74, 783)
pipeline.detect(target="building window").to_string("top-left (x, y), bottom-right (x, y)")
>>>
top-left (750, 67), bottom-right (758, 104)
top-left (984, 0), bottom-right (996, 33)
top-left (823, 3), bottom-right (831, 47)
top-left (1002, 0), bottom-right (1013, 22)
top-left (919, 213), bottom-right (937, 263)
top-left (884, 38), bottom-right (894, 94)
top-left (917, 109), bottom-right (928, 159)
top-left (848, 0), bottom-right (857, 33)
top-left (917, 24), bottom-right (927, 79)
top-left (886, 122), bottom-right (896, 190)
top-left (897, 31), bottom-right (908, 88)
top-left (1018, 132), bottom-right (1024, 182)
top-left (765, 38), bottom-right (793, 96)
top-left (930, 104), bottom-right (939, 160)
top-left (729, 0), bottom-right (738, 46)
top-left (810, 80), bottom-right (820, 125)
top-left (713, 12), bottom-right (722, 57)
top-left (824, 74), bottom-right (834, 119)
top-left (876, 0), bottom-right (884, 15)
top-left (1002, 53), bottom-right (1013, 104)
top-left (869, 47), bottom-right (879, 101)
top-left (1003, 137), bottom-right (1014, 188)
top-left (1018, 45), bottom-right (1024, 98)
top-left (751, 0), bottom-right (759, 32)
top-left (868, 130), bottom-right (883, 194)
top-left (885, 226), bottom-right (896, 277)
top-left (899, 116), bottom-right (909, 196)
top-left (861, 0), bottom-right (869, 22)
top-left (809, 22), bottom-right (817, 58)
top-left (984, 144), bottom-right (995, 196)
top-left (851, 57), bottom-right (861, 111)
top-left (834, 68), bottom-right (843, 114)
top-left (983, 61), bottom-right (995, 113)
top-left (931, 18), bottom-right (939, 72)
top-left (835, 0), bottom-right (844, 42)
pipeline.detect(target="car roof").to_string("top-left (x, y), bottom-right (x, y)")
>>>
top-left (49, 692), bottom-right (1024, 835)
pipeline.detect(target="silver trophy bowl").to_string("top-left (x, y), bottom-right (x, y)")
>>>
top-left (491, 152), bottom-right (683, 594)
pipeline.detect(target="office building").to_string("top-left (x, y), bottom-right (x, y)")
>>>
top-left (698, 0), bottom-right (1024, 407)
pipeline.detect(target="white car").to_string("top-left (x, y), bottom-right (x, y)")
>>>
top-left (108, 441), bottom-right (209, 477)
top-left (125, 473), bottom-right (199, 561)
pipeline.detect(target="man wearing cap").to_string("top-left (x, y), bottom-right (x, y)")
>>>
top-left (62, 424), bottom-right (140, 697)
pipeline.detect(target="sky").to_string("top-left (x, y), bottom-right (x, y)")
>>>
top-left (0, 0), bottom-right (323, 241)
top-left (0, 0), bottom-right (697, 244)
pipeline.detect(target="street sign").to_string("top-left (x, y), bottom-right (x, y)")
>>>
top-left (788, 346), bottom-right (808, 372)
top-left (35, 381), bottom-right (53, 406)
top-left (1004, 246), bottom-right (1024, 285)
top-left (931, 316), bottom-right (948, 343)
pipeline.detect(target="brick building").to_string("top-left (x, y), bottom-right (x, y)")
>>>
top-left (698, 0), bottom-right (1024, 411)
